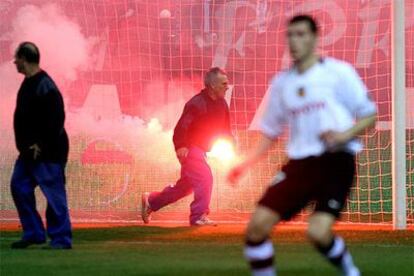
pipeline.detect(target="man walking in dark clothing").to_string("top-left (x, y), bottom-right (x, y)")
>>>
top-left (141, 67), bottom-right (233, 226)
top-left (10, 42), bottom-right (72, 249)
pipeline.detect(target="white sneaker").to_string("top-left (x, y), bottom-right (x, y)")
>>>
top-left (192, 216), bottom-right (217, 226)
top-left (141, 192), bottom-right (152, 224)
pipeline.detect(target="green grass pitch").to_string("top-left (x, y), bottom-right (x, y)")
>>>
top-left (1, 225), bottom-right (413, 276)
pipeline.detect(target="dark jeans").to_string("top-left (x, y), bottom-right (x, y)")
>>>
top-left (10, 159), bottom-right (72, 247)
top-left (149, 147), bottom-right (213, 224)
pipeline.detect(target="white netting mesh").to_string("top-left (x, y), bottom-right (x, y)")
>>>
top-left (0, 0), bottom-right (412, 223)
top-left (406, 0), bottom-right (414, 224)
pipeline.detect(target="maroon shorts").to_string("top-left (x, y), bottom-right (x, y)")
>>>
top-left (258, 151), bottom-right (355, 220)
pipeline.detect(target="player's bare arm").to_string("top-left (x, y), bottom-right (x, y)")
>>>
top-left (227, 134), bottom-right (275, 185)
top-left (320, 113), bottom-right (376, 148)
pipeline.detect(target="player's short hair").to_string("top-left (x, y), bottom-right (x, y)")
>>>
top-left (288, 15), bottom-right (318, 34)
top-left (16, 41), bottom-right (40, 64)
top-left (204, 67), bottom-right (227, 87)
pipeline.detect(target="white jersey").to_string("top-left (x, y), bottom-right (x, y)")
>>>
top-left (259, 57), bottom-right (377, 160)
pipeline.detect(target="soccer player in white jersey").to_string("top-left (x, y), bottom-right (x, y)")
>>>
top-left (228, 15), bottom-right (377, 276)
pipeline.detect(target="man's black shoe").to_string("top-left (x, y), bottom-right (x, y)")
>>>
top-left (11, 240), bottom-right (46, 249)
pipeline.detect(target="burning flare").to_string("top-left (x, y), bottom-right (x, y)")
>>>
top-left (208, 139), bottom-right (236, 164)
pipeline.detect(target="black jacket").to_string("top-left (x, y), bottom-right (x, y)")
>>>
top-left (173, 89), bottom-right (232, 152)
top-left (14, 70), bottom-right (69, 163)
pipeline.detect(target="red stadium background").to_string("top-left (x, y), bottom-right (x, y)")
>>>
top-left (0, 0), bottom-right (413, 224)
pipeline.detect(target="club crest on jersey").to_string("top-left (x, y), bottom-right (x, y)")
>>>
top-left (297, 87), bottom-right (305, 97)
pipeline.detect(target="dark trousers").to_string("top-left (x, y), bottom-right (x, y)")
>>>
top-left (10, 159), bottom-right (72, 247)
top-left (149, 147), bottom-right (213, 224)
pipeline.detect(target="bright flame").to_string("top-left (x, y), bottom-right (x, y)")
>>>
top-left (207, 139), bottom-right (235, 163)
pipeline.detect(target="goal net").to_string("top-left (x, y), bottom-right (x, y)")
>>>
top-left (0, 0), bottom-right (412, 224)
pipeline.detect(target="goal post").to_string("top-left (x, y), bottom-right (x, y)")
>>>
top-left (391, 0), bottom-right (407, 230)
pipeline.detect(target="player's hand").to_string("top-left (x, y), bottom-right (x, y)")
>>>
top-left (320, 130), bottom-right (351, 149)
top-left (29, 144), bottom-right (41, 160)
top-left (227, 163), bottom-right (247, 186)
top-left (176, 147), bottom-right (189, 164)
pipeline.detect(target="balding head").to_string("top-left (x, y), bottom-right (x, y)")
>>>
top-left (14, 42), bottom-right (41, 76)
top-left (15, 42), bottom-right (40, 64)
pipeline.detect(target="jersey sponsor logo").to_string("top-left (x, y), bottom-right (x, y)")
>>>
top-left (270, 171), bottom-right (286, 186)
top-left (289, 101), bottom-right (326, 117)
